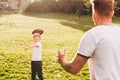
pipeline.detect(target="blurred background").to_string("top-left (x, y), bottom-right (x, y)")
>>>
top-left (0, 0), bottom-right (120, 16)
top-left (0, 0), bottom-right (120, 80)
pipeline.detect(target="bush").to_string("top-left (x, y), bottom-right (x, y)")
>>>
top-left (24, 0), bottom-right (88, 13)
top-left (24, 1), bottom-right (51, 13)
top-left (24, 0), bottom-right (91, 15)
top-left (115, 1), bottom-right (120, 16)
top-left (24, 0), bottom-right (73, 13)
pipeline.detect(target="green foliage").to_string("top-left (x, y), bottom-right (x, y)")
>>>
top-left (24, 0), bottom-right (58, 13)
top-left (23, 0), bottom-right (91, 15)
top-left (115, 1), bottom-right (120, 16)
top-left (23, 0), bottom-right (120, 16)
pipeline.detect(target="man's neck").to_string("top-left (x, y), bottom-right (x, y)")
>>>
top-left (96, 17), bottom-right (113, 26)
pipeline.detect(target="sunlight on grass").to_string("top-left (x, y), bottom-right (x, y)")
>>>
top-left (0, 13), bottom-right (120, 80)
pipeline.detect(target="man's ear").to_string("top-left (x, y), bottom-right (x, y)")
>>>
top-left (112, 3), bottom-right (116, 16)
top-left (94, 10), bottom-right (98, 17)
top-left (112, 11), bottom-right (114, 17)
top-left (93, 10), bottom-right (99, 26)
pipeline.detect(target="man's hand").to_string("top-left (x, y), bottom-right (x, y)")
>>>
top-left (56, 49), bottom-right (88, 75)
top-left (57, 49), bottom-right (67, 65)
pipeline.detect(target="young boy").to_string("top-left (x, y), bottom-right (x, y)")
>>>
top-left (25, 29), bottom-right (44, 80)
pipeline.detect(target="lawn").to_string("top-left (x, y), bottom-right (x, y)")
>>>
top-left (0, 13), bottom-right (120, 80)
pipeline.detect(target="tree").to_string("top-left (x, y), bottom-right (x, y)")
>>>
top-left (115, 1), bottom-right (120, 16)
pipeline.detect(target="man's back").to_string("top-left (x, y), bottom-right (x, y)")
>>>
top-left (88, 25), bottom-right (120, 80)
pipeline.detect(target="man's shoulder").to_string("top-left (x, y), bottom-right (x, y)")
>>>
top-left (87, 25), bottom-right (120, 33)
top-left (88, 25), bottom-right (106, 32)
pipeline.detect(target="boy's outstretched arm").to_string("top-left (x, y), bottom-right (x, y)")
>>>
top-left (57, 49), bottom-right (88, 74)
top-left (24, 44), bottom-right (39, 51)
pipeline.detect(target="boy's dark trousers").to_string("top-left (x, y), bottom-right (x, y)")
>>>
top-left (31, 61), bottom-right (43, 80)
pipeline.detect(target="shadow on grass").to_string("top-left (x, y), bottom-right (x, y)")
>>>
top-left (23, 13), bottom-right (94, 32)
top-left (0, 11), bottom-right (19, 17)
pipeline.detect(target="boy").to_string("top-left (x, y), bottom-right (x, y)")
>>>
top-left (25, 29), bottom-right (44, 80)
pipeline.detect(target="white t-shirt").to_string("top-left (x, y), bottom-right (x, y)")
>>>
top-left (32, 41), bottom-right (42, 61)
top-left (77, 24), bottom-right (120, 80)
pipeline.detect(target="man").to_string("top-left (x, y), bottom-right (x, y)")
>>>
top-left (57, 0), bottom-right (120, 80)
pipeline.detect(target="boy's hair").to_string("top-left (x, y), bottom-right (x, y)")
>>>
top-left (91, 0), bottom-right (115, 17)
top-left (32, 29), bottom-right (44, 35)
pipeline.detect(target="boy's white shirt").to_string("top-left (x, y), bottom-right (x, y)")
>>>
top-left (32, 41), bottom-right (42, 61)
top-left (77, 24), bottom-right (120, 80)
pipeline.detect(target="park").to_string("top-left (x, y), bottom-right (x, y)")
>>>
top-left (0, 0), bottom-right (120, 80)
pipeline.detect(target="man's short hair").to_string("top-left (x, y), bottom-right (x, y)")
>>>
top-left (91, 0), bottom-right (115, 17)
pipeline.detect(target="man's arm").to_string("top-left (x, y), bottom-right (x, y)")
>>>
top-left (57, 49), bottom-right (88, 75)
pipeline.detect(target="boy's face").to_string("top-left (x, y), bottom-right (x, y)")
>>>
top-left (33, 35), bottom-right (40, 42)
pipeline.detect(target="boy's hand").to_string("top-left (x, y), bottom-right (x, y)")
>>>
top-left (24, 46), bottom-right (28, 51)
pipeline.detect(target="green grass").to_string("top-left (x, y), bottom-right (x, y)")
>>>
top-left (0, 13), bottom-right (120, 80)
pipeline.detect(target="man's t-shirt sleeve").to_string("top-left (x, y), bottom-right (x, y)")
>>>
top-left (77, 31), bottom-right (96, 58)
